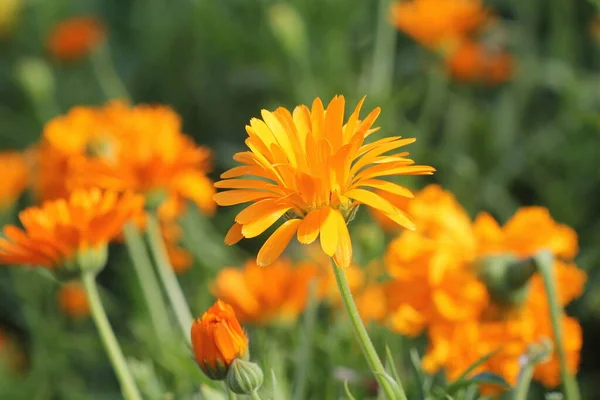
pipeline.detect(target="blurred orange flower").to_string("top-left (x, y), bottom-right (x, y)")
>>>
top-left (190, 300), bottom-right (248, 380)
top-left (37, 101), bottom-right (216, 217)
top-left (161, 221), bottom-right (193, 274)
top-left (215, 95), bottom-right (434, 268)
top-left (212, 258), bottom-right (317, 324)
top-left (446, 40), bottom-right (512, 83)
top-left (58, 280), bottom-right (90, 318)
top-left (0, 151), bottom-right (28, 211)
top-left (391, 0), bottom-right (487, 49)
top-left (0, 188), bottom-right (143, 270)
top-left (47, 16), bottom-right (105, 61)
top-left (384, 184), bottom-right (585, 389)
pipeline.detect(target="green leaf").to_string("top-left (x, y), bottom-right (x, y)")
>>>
top-left (409, 349), bottom-right (426, 400)
top-left (385, 345), bottom-right (402, 385)
top-left (445, 372), bottom-right (511, 396)
top-left (344, 380), bottom-right (358, 400)
top-left (456, 350), bottom-right (500, 382)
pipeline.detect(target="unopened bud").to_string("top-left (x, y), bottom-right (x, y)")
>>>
top-left (226, 358), bottom-right (264, 395)
top-left (475, 254), bottom-right (537, 307)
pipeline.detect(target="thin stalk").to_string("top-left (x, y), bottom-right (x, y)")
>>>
top-left (123, 222), bottom-right (172, 340)
top-left (250, 391), bottom-right (262, 400)
top-left (227, 389), bottom-right (237, 400)
top-left (368, 0), bottom-right (397, 100)
top-left (535, 251), bottom-right (580, 400)
top-left (512, 362), bottom-right (535, 400)
top-left (292, 281), bottom-right (317, 400)
top-left (90, 42), bottom-right (131, 103)
top-left (146, 213), bottom-right (194, 344)
top-left (82, 272), bottom-right (142, 400)
top-left (331, 259), bottom-right (404, 400)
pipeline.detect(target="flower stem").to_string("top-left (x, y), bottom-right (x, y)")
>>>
top-left (123, 222), bottom-right (172, 340)
top-left (293, 281), bottom-right (317, 400)
top-left (90, 42), bottom-right (131, 103)
top-left (82, 272), bottom-right (142, 400)
top-left (146, 213), bottom-right (194, 344)
top-left (250, 391), bottom-right (262, 400)
top-left (368, 0), bottom-right (397, 101)
top-left (535, 251), bottom-right (580, 400)
top-left (330, 259), bottom-right (403, 399)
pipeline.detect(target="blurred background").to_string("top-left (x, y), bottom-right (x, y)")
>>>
top-left (1, 0), bottom-right (600, 398)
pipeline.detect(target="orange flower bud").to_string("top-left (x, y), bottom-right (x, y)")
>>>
top-left (190, 300), bottom-right (248, 380)
top-left (58, 281), bottom-right (90, 318)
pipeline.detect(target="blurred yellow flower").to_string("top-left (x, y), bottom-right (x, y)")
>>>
top-left (190, 300), bottom-right (248, 380)
top-left (0, 151), bottom-right (28, 211)
top-left (212, 258), bottom-right (317, 324)
top-left (215, 95), bottom-right (434, 268)
top-left (47, 16), bottom-right (105, 61)
top-left (58, 280), bottom-right (90, 318)
top-left (0, 188), bottom-right (143, 270)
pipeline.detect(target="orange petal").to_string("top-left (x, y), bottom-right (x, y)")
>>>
top-left (257, 219), bottom-right (302, 267)
top-left (213, 190), bottom-right (274, 206)
top-left (224, 223), bottom-right (244, 245)
top-left (345, 188), bottom-right (396, 215)
top-left (354, 179), bottom-right (414, 198)
top-left (297, 208), bottom-right (325, 244)
top-left (385, 210), bottom-right (416, 231)
top-left (333, 210), bottom-right (352, 268)
top-left (319, 207), bottom-right (338, 256)
top-left (241, 206), bottom-right (291, 238)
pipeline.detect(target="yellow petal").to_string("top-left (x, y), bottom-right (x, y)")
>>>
top-left (224, 223), bottom-right (244, 245)
top-left (333, 210), bottom-right (352, 268)
top-left (354, 179), bottom-right (414, 198)
top-left (345, 188), bottom-right (396, 215)
top-left (257, 219), bottom-right (302, 267)
top-left (297, 208), bottom-right (325, 244)
top-left (241, 206), bottom-right (292, 238)
top-left (319, 207), bottom-right (338, 256)
top-left (213, 190), bottom-right (274, 206)
top-left (384, 210), bottom-right (416, 231)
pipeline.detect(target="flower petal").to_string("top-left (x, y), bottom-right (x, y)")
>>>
top-left (241, 206), bottom-right (292, 238)
top-left (319, 207), bottom-right (338, 256)
top-left (257, 219), bottom-right (302, 267)
top-left (297, 208), bottom-right (325, 244)
top-left (333, 210), bottom-right (352, 268)
top-left (224, 223), bottom-right (244, 245)
top-left (213, 190), bottom-right (275, 206)
top-left (345, 188), bottom-right (397, 215)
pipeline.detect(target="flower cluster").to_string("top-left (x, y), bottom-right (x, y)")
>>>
top-left (391, 0), bottom-right (512, 83)
top-left (383, 185), bottom-right (585, 389)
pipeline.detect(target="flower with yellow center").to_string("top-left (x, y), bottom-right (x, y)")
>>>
top-left (215, 95), bottom-right (434, 268)
top-left (191, 300), bottom-right (248, 380)
top-left (0, 151), bottom-right (28, 211)
top-left (0, 188), bottom-right (143, 271)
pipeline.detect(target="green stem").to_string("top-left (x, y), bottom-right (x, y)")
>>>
top-left (82, 272), bottom-right (142, 400)
top-left (123, 222), bottom-right (172, 340)
top-left (331, 259), bottom-right (404, 400)
top-left (535, 251), bottom-right (580, 400)
top-left (513, 363), bottom-right (535, 400)
top-left (292, 281), bottom-right (317, 400)
top-left (250, 391), bottom-right (262, 400)
top-left (368, 0), bottom-right (397, 101)
top-left (90, 42), bottom-right (132, 103)
top-left (146, 213), bottom-right (194, 344)
top-left (227, 389), bottom-right (237, 400)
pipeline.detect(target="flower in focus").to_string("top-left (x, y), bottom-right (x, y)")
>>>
top-left (391, 0), bottom-right (487, 49)
top-left (191, 300), bottom-right (248, 380)
top-left (215, 95), bottom-right (434, 268)
top-left (0, 151), bottom-right (28, 211)
top-left (212, 258), bottom-right (317, 324)
top-left (446, 40), bottom-right (512, 83)
top-left (37, 101), bottom-right (216, 218)
top-left (58, 280), bottom-right (90, 318)
top-left (47, 16), bottom-right (105, 61)
top-left (384, 185), bottom-right (585, 389)
top-left (0, 188), bottom-right (144, 271)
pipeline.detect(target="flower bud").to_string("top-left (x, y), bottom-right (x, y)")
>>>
top-left (475, 254), bottom-right (537, 307)
top-left (191, 300), bottom-right (248, 380)
top-left (226, 358), bottom-right (264, 395)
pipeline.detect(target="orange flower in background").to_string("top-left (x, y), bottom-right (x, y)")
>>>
top-left (0, 151), bottom-right (28, 210)
top-left (37, 101), bottom-right (216, 217)
top-left (0, 188), bottom-right (143, 270)
top-left (384, 185), bottom-right (586, 389)
top-left (212, 258), bottom-right (317, 324)
top-left (161, 221), bottom-right (193, 274)
top-left (47, 16), bottom-right (105, 60)
top-left (391, 0), bottom-right (487, 49)
top-left (446, 40), bottom-right (512, 83)
top-left (215, 95), bottom-right (434, 268)
top-left (58, 281), bottom-right (90, 318)
top-left (190, 300), bottom-right (248, 380)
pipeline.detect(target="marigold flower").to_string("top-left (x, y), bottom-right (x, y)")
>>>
top-left (58, 280), bottom-right (90, 318)
top-left (391, 0), bottom-right (487, 49)
top-left (212, 258), bottom-right (317, 324)
top-left (37, 101), bottom-right (216, 217)
top-left (215, 95), bottom-right (434, 268)
top-left (47, 16), bottom-right (105, 61)
top-left (0, 188), bottom-right (143, 271)
top-left (191, 300), bottom-right (248, 380)
top-left (446, 40), bottom-right (512, 83)
top-left (0, 151), bottom-right (28, 211)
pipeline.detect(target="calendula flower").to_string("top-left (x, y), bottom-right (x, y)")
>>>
top-left (191, 300), bottom-right (248, 380)
top-left (0, 188), bottom-right (143, 271)
top-left (38, 101), bottom-right (216, 217)
top-left (0, 151), bottom-right (28, 211)
top-left (446, 40), bottom-right (512, 83)
top-left (47, 16), bottom-right (105, 61)
top-left (58, 280), bottom-right (90, 318)
top-left (215, 95), bottom-right (434, 268)
top-left (391, 0), bottom-right (488, 49)
top-left (385, 185), bottom-right (586, 389)
top-left (212, 258), bottom-right (317, 324)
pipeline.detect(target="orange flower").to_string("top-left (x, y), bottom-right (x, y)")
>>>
top-left (37, 101), bottom-right (216, 217)
top-left (58, 280), bottom-right (90, 318)
top-left (0, 188), bottom-right (143, 270)
top-left (446, 40), bottom-right (512, 83)
top-left (0, 151), bottom-right (28, 210)
top-left (390, 0), bottom-right (487, 49)
top-left (47, 16), bottom-right (105, 60)
top-left (215, 95), bottom-right (434, 268)
top-left (212, 258), bottom-right (317, 324)
top-left (190, 300), bottom-right (248, 380)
